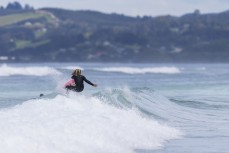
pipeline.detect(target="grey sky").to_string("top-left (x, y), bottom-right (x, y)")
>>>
top-left (1, 0), bottom-right (228, 16)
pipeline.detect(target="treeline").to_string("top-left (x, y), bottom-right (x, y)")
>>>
top-left (0, 1), bottom-right (33, 15)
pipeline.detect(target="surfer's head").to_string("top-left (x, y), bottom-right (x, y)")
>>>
top-left (72, 69), bottom-right (81, 76)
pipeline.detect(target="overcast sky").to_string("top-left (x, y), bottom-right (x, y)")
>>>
top-left (1, 0), bottom-right (229, 16)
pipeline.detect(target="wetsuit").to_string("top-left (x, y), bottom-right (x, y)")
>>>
top-left (65, 75), bottom-right (94, 92)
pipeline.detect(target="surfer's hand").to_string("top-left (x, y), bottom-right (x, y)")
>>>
top-left (93, 84), bottom-right (98, 87)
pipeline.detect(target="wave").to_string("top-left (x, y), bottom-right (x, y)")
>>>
top-left (0, 64), bottom-right (61, 76)
top-left (61, 66), bottom-right (84, 70)
top-left (93, 87), bottom-right (182, 121)
top-left (93, 67), bottom-right (180, 74)
top-left (0, 93), bottom-right (182, 153)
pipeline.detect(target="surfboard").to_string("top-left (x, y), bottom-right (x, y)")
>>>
top-left (64, 79), bottom-right (75, 87)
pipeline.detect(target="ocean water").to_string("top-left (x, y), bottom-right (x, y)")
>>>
top-left (0, 63), bottom-right (228, 153)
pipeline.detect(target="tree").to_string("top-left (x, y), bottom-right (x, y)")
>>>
top-left (194, 9), bottom-right (201, 15)
top-left (6, 1), bottom-right (23, 10)
top-left (24, 4), bottom-right (34, 10)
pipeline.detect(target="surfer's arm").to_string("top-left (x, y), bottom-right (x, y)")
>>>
top-left (83, 76), bottom-right (97, 87)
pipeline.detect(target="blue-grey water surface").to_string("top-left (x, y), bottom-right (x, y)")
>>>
top-left (0, 63), bottom-right (228, 153)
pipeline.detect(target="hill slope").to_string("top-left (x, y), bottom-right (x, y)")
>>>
top-left (0, 8), bottom-right (229, 62)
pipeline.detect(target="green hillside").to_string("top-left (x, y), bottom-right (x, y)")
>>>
top-left (0, 11), bottom-right (51, 27)
top-left (0, 5), bottom-right (229, 62)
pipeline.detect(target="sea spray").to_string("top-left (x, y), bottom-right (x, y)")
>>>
top-left (0, 94), bottom-right (182, 153)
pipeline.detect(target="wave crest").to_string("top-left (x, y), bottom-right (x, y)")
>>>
top-left (0, 64), bottom-right (61, 76)
top-left (61, 66), bottom-right (84, 70)
top-left (94, 67), bottom-right (180, 74)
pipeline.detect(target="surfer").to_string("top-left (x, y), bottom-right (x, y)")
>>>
top-left (65, 69), bottom-right (97, 92)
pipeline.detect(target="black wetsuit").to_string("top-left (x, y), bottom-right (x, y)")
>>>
top-left (65, 75), bottom-right (94, 92)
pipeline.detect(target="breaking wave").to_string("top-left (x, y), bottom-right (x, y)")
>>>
top-left (0, 64), bottom-right (61, 76)
top-left (0, 88), bottom-right (182, 153)
top-left (60, 66), bottom-right (84, 70)
top-left (93, 67), bottom-right (180, 74)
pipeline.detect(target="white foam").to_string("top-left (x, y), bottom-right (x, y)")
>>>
top-left (0, 95), bottom-right (182, 153)
top-left (94, 67), bottom-right (181, 74)
top-left (0, 64), bottom-right (61, 76)
top-left (197, 67), bottom-right (206, 71)
top-left (61, 66), bottom-right (84, 70)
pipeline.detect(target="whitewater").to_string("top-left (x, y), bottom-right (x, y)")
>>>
top-left (0, 63), bottom-right (229, 153)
